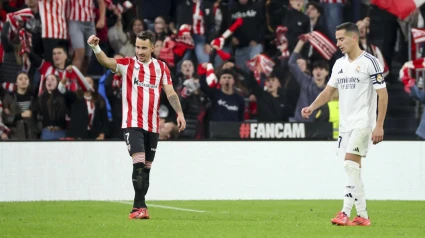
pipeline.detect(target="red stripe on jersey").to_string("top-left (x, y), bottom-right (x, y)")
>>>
top-left (137, 65), bottom-right (144, 128)
top-left (192, 1), bottom-right (204, 35)
top-left (148, 62), bottom-right (157, 132)
top-left (69, 0), bottom-right (94, 22)
top-left (126, 60), bottom-right (135, 128)
top-left (39, 0), bottom-right (67, 39)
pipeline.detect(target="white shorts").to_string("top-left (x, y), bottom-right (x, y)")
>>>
top-left (337, 128), bottom-right (372, 159)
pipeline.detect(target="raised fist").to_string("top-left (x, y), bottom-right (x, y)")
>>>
top-left (87, 35), bottom-right (100, 47)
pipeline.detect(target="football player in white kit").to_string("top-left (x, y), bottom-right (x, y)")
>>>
top-left (301, 22), bottom-right (388, 226)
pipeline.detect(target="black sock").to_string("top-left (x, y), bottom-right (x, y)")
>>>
top-left (140, 168), bottom-right (151, 208)
top-left (132, 162), bottom-right (145, 209)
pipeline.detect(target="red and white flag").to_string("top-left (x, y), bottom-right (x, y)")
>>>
top-left (246, 54), bottom-right (275, 84)
top-left (71, 66), bottom-right (94, 92)
top-left (2, 82), bottom-right (16, 92)
top-left (412, 28), bottom-right (425, 44)
top-left (307, 31), bottom-right (337, 60)
top-left (399, 58), bottom-right (425, 81)
top-left (372, 0), bottom-right (425, 20)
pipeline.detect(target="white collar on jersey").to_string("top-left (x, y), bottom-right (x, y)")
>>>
top-left (345, 51), bottom-right (366, 62)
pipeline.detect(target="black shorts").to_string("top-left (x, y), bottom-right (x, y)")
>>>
top-left (123, 128), bottom-right (159, 162)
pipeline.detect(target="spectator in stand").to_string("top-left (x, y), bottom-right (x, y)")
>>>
top-left (152, 16), bottom-right (170, 41)
top-left (88, 0), bottom-right (110, 76)
top-left (108, 16), bottom-right (145, 57)
top-left (200, 68), bottom-right (245, 122)
top-left (0, 16), bottom-right (24, 86)
top-left (32, 74), bottom-right (67, 140)
top-left (24, 45), bottom-right (71, 95)
top-left (0, 98), bottom-right (11, 140)
top-left (2, 72), bottom-right (38, 140)
top-left (68, 0), bottom-right (105, 74)
top-left (58, 74), bottom-right (108, 140)
top-left (136, 0), bottom-right (177, 33)
top-left (314, 90), bottom-right (339, 139)
top-left (305, 1), bottom-right (332, 63)
top-left (320, 0), bottom-right (344, 43)
top-left (230, 0), bottom-right (265, 72)
top-left (101, 54), bottom-right (124, 140)
top-left (153, 38), bottom-right (163, 59)
top-left (279, 0), bottom-right (310, 56)
top-left (158, 117), bottom-right (179, 140)
top-left (176, 0), bottom-right (216, 65)
top-left (244, 69), bottom-right (292, 122)
top-left (289, 39), bottom-right (329, 122)
top-left (357, 17), bottom-right (389, 77)
top-left (178, 60), bottom-right (208, 139)
top-left (22, 0), bottom-right (43, 88)
top-left (38, 0), bottom-right (69, 63)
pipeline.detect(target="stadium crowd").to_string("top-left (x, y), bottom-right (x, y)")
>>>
top-left (0, 0), bottom-right (419, 141)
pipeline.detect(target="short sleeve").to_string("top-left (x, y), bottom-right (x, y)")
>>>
top-left (115, 57), bottom-right (131, 75)
top-left (327, 61), bottom-right (339, 88)
top-left (161, 62), bottom-right (173, 85)
top-left (367, 56), bottom-right (386, 89)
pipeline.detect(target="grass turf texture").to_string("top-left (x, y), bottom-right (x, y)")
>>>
top-left (1, 200), bottom-right (424, 238)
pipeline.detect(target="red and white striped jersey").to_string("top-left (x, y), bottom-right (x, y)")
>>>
top-left (320, 0), bottom-right (345, 3)
top-left (192, 1), bottom-right (205, 35)
top-left (68, 0), bottom-right (95, 22)
top-left (38, 0), bottom-right (68, 39)
top-left (116, 57), bottom-right (173, 133)
top-left (38, 61), bottom-right (66, 95)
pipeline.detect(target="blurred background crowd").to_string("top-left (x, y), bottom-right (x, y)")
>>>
top-left (0, 0), bottom-right (424, 141)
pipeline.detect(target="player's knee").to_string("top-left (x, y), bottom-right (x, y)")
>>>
top-left (145, 161), bottom-right (152, 169)
top-left (132, 152), bottom-right (146, 165)
top-left (344, 153), bottom-right (361, 163)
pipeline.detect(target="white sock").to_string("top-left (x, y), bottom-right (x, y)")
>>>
top-left (342, 160), bottom-right (360, 217)
top-left (354, 168), bottom-right (368, 218)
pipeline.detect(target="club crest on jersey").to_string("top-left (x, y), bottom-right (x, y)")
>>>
top-left (377, 73), bottom-right (383, 82)
top-left (355, 66), bottom-right (361, 73)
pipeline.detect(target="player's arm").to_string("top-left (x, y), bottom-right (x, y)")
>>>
top-left (376, 88), bottom-right (388, 128)
top-left (372, 87), bottom-right (388, 144)
top-left (310, 86), bottom-right (337, 111)
top-left (87, 35), bottom-right (117, 72)
top-left (163, 84), bottom-right (186, 132)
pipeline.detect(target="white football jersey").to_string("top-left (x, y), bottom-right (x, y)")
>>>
top-left (328, 51), bottom-right (386, 132)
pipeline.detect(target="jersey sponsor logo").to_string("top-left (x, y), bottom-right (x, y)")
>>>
top-left (133, 77), bottom-right (158, 89)
top-left (217, 99), bottom-right (239, 111)
top-left (337, 77), bottom-right (360, 89)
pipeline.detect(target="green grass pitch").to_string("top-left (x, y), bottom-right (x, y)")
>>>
top-left (1, 200), bottom-right (424, 238)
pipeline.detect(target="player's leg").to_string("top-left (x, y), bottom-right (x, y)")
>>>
top-left (134, 130), bottom-right (159, 219)
top-left (345, 128), bottom-right (371, 226)
top-left (124, 128), bottom-right (146, 219)
top-left (331, 132), bottom-right (353, 226)
top-left (350, 128), bottom-right (372, 226)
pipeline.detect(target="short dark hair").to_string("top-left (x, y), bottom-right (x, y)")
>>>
top-left (312, 60), bottom-right (329, 72)
top-left (306, 2), bottom-right (323, 14)
top-left (336, 22), bottom-right (360, 36)
top-left (136, 31), bottom-right (155, 44)
top-left (219, 69), bottom-right (237, 80)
